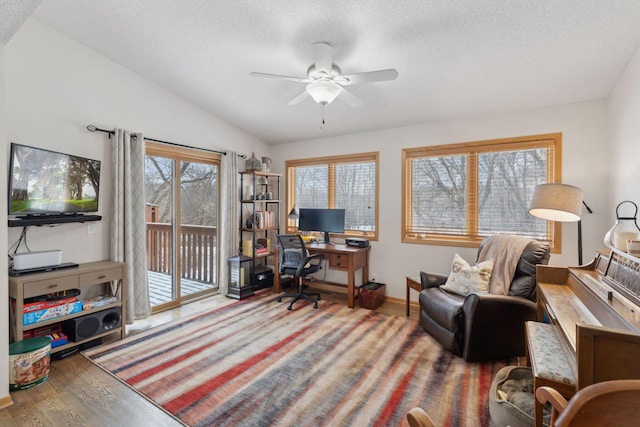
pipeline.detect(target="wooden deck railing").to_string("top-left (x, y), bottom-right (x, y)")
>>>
top-left (146, 222), bottom-right (217, 283)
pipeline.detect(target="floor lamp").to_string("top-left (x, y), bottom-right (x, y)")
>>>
top-left (529, 183), bottom-right (591, 265)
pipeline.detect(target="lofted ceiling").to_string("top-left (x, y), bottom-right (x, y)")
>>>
top-left (16, 1), bottom-right (640, 144)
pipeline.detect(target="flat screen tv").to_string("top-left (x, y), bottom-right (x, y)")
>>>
top-left (8, 143), bottom-right (101, 216)
top-left (298, 208), bottom-right (346, 245)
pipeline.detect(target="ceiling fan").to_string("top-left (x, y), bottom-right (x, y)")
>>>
top-left (250, 42), bottom-right (398, 107)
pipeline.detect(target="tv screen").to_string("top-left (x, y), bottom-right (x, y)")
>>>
top-left (8, 143), bottom-right (101, 216)
top-left (298, 208), bottom-right (345, 245)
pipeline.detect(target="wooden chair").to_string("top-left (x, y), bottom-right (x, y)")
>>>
top-left (535, 379), bottom-right (640, 426)
top-left (406, 407), bottom-right (436, 427)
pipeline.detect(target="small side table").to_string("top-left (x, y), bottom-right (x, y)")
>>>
top-left (406, 276), bottom-right (421, 317)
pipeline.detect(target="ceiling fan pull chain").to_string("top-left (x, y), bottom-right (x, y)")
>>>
top-left (321, 104), bottom-right (325, 125)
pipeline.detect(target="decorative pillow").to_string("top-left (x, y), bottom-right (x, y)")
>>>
top-left (441, 253), bottom-right (493, 297)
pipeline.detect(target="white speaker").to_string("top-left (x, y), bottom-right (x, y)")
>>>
top-left (13, 250), bottom-right (62, 270)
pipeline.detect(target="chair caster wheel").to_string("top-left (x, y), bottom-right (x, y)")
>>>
top-left (287, 306), bottom-right (292, 311)
top-left (277, 297), bottom-right (282, 302)
top-left (313, 303), bottom-right (318, 309)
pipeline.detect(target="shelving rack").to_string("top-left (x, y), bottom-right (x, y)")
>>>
top-left (230, 171), bottom-right (281, 298)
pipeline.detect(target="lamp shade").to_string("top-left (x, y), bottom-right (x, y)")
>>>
top-left (529, 183), bottom-right (583, 222)
top-left (288, 206), bottom-right (299, 220)
top-left (306, 81), bottom-right (342, 105)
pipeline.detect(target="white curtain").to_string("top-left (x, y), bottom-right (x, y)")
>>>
top-left (111, 129), bottom-right (150, 323)
top-left (219, 151), bottom-right (240, 295)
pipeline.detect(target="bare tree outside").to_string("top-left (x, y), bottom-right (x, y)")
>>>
top-left (295, 165), bottom-right (328, 209)
top-left (411, 155), bottom-right (467, 234)
top-left (336, 162), bottom-right (375, 231)
top-left (144, 152), bottom-right (219, 307)
top-left (409, 147), bottom-right (548, 239)
top-left (180, 161), bottom-right (218, 227)
top-left (294, 161), bottom-right (376, 232)
top-left (478, 149), bottom-right (546, 236)
top-left (145, 155), bottom-right (174, 222)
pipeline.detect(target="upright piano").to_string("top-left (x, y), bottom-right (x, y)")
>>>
top-left (527, 248), bottom-right (640, 427)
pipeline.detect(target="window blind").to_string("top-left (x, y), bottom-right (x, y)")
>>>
top-left (403, 133), bottom-right (561, 248)
top-left (286, 152), bottom-right (379, 239)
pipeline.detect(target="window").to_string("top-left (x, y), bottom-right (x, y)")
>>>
top-left (286, 152), bottom-right (379, 240)
top-left (402, 133), bottom-right (561, 249)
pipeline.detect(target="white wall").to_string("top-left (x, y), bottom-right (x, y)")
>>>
top-left (1, 44), bottom-right (10, 406)
top-left (5, 19), bottom-right (269, 263)
top-left (608, 41), bottom-right (640, 211)
top-left (271, 100), bottom-right (611, 299)
top-left (2, 18), bottom-right (271, 404)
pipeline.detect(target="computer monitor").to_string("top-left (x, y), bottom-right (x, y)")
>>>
top-left (298, 208), bottom-right (345, 245)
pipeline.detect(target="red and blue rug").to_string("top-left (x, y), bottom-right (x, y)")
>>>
top-left (84, 292), bottom-right (515, 426)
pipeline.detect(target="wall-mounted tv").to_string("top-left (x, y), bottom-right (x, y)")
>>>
top-left (8, 143), bottom-right (101, 216)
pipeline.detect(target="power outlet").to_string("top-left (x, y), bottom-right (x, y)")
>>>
top-left (86, 223), bottom-right (96, 235)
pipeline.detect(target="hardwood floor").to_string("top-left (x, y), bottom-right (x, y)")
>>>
top-left (0, 290), bottom-right (419, 427)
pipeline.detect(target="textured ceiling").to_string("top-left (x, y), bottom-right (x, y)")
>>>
top-left (26, 0), bottom-right (640, 144)
top-left (0, 0), bottom-right (41, 44)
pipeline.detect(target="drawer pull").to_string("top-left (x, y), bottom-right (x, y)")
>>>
top-left (98, 275), bottom-right (107, 279)
top-left (48, 284), bottom-right (59, 289)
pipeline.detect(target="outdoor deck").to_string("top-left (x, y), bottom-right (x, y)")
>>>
top-left (146, 222), bottom-right (218, 306)
top-left (148, 270), bottom-right (217, 306)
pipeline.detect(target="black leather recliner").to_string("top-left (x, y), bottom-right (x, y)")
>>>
top-left (418, 237), bottom-right (550, 362)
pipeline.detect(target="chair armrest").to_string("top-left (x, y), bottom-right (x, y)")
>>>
top-left (295, 253), bottom-right (323, 276)
top-left (420, 271), bottom-right (448, 290)
top-left (461, 293), bottom-right (537, 361)
top-left (535, 386), bottom-right (568, 424)
top-left (406, 407), bottom-right (436, 427)
top-left (305, 253), bottom-right (324, 265)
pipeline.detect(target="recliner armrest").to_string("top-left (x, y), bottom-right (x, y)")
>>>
top-left (461, 293), bottom-right (537, 361)
top-left (420, 271), bottom-right (448, 290)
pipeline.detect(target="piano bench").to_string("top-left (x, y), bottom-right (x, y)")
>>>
top-left (525, 321), bottom-right (577, 427)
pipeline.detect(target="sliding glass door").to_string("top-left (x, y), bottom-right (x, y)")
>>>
top-left (144, 142), bottom-right (220, 311)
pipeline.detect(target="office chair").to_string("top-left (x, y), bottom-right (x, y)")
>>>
top-left (276, 234), bottom-right (323, 310)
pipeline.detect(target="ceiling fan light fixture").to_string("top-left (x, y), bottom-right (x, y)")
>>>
top-left (306, 80), bottom-right (342, 105)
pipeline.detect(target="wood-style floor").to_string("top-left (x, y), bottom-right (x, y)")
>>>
top-left (0, 290), bottom-right (420, 427)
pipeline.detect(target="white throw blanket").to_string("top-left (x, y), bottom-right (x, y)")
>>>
top-left (476, 235), bottom-right (533, 295)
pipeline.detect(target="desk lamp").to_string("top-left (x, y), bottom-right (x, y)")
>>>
top-left (288, 205), bottom-right (299, 220)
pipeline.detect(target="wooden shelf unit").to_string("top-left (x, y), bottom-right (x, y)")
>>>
top-left (232, 171), bottom-right (281, 297)
top-left (9, 260), bottom-right (126, 353)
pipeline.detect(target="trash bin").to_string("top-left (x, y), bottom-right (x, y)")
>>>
top-left (358, 281), bottom-right (386, 309)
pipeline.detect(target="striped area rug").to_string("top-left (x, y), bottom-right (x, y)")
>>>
top-left (84, 291), bottom-right (515, 426)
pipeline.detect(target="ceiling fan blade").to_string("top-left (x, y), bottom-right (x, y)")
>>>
top-left (338, 87), bottom-right (363, 107)
top-left (250, 72), bottom-right (310, 83)
top-left (286, 90), bottom-right (310, 106)
top-left (313, 42), bottom-right (333, 75)
top-left (339, 69), bottom-right (399, 85)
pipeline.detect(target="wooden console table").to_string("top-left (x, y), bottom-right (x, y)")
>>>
top-left (274, 243), bottom-right (370, 308)
top-left (9, 260), bottom-right (126, 353)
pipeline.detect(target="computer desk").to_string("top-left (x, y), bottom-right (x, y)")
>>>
top-left (273, 242), bottom-right (370, 308)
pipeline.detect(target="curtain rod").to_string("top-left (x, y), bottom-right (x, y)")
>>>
top-left (86, 124), bottom-right (245, 157)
